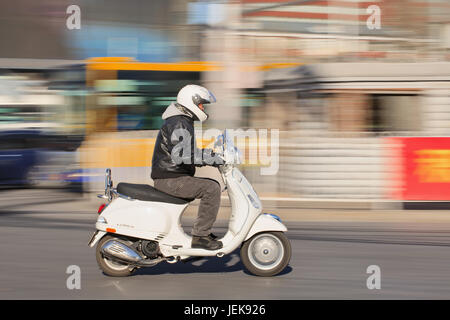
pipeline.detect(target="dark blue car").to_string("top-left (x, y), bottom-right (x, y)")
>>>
top-left (0, 130), bottom-right (43, 186)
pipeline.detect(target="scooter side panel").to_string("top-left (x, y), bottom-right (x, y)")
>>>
top-left (96, 197), bottom-right (187, 241)
top-left (244, 214), bottom-right (288, 241)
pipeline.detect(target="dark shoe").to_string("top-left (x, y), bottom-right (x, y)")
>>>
top-left (192, 235), bottom-right (223, 250)
top-left (208, 233), bottom-right (218, 240)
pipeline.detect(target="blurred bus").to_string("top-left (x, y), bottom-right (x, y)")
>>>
top-left (83, 57), bottom-right (221, 133)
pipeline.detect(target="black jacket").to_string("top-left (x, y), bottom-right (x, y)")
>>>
top-left (151, 114), bottom-right (208, 179)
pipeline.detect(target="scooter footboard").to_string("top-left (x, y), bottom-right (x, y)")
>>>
top-left (244, 214), bottom-right (287, 241)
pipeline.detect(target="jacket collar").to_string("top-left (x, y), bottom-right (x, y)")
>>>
top-left (162, 102), bottom-right (193, 120)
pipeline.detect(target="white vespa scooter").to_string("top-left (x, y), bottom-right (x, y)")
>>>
top-left (88, 130), bottom-right (291, 277)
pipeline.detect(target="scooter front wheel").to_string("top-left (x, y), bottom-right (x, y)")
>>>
top-left (240, 231), bottom-right (291, 277)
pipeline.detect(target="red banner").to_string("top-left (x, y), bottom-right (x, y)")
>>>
top-left (389, 137), bottom-right (450, 201)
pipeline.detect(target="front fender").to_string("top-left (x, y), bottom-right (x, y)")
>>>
top-left (245, 214), bottom-right (287, 241)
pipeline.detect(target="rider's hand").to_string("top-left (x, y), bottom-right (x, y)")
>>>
top-left (210, 152), bottom-right (225, 167)
top-left (210, 160), bottom-right (224, 168)
top-left (198, 148), bottom-right (224, 167)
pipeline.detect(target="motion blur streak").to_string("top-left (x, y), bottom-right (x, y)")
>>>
top-left (0, 0), bottom-right (449, 203)
top-left (0, 0), bottom-right (449, 299)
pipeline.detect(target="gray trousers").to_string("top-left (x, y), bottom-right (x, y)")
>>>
top-left (153, 176), bottom-right (221, 237)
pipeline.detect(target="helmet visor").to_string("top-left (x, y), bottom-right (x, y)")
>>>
top-left (192, 90), bottom-right (217, 106)
top-left (207, 90), bottom-right (217, 103)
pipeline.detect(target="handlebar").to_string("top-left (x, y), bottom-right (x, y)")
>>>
top-left (213, 130), bottom-right (241, 166)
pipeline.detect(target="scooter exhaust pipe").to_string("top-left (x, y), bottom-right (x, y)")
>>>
top-left (101, 240), bottom-right (166, 267)
top-left (101, 240), bottom-right (143, 263)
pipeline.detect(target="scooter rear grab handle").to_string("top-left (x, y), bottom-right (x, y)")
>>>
top-left (97, 168), bottom-right (116, 202)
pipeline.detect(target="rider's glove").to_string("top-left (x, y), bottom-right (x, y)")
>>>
top-left (200, 148), bottom-right (224, 167)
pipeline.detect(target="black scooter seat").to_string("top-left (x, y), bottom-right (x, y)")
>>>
top-left (116, 182), bottom-right (193, 204)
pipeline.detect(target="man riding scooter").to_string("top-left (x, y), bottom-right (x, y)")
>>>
top-left (90, 88), bottom-right (291, 277)
top-left (151, 84), bottom-right (224, 251)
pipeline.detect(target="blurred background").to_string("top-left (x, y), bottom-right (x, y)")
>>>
top-left (0, 0), bottom-right (449, 208)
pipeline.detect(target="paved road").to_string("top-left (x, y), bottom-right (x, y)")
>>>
top-left (1, 189), bottom-right (450, 299)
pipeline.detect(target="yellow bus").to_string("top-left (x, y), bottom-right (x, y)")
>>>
top-left (83, 57), bottom-right (221, 133)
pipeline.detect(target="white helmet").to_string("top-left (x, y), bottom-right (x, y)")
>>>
top-left (176, 84), bottom-right (216, 122)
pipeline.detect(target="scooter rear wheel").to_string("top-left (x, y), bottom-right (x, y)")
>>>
top-left (240, 231), bottom-right (291, 277)
top-left (96, 235), bottom-right (136, 277)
